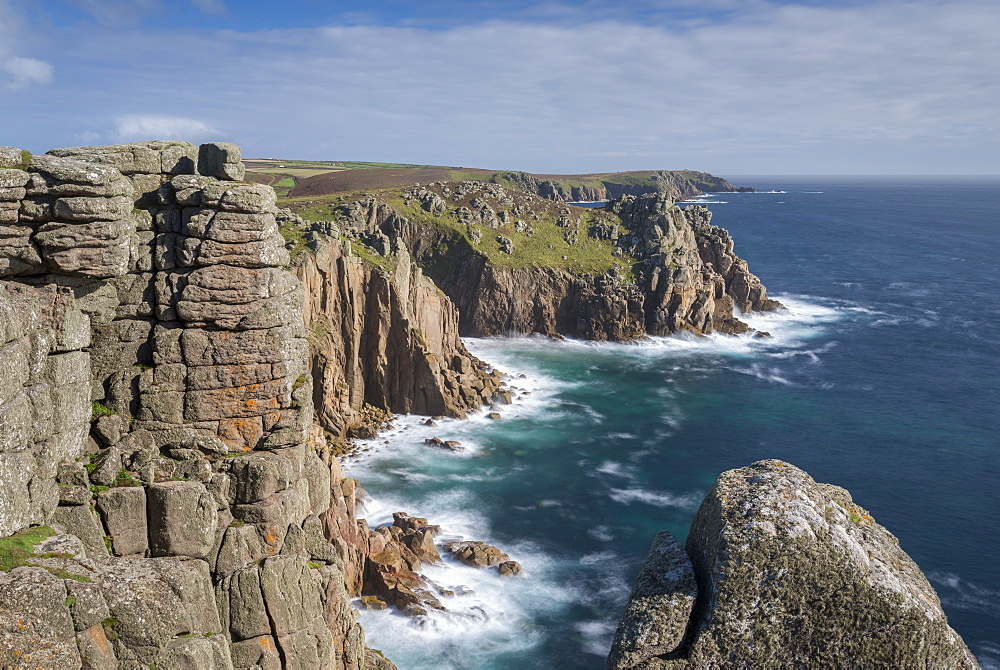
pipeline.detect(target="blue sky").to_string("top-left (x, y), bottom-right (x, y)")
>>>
top-left (3, 0), bottom-right (998, 174)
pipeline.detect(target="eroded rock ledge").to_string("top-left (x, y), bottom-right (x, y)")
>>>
top-left (608, 460), bottom-right (979, 669)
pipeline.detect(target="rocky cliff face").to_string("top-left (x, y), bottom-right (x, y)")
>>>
top-left (295, 231), bottom-right (502, 442)
top-left (608, 460), bottom-right (979, 669)
top-left (0, 141), bottom-right (406, 668)
top-left (322, 182), bottom-right (781, 340)
top-left (492, 170), bottom-right (751, 203)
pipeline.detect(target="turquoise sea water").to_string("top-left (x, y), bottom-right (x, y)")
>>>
top-left (344, 177), bottom-right (1000, 669)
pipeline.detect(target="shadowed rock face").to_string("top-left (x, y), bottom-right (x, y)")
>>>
top-left (609, 460), bottom-right (979, 669)
top-left (296, 236), bottom-right (502, 442)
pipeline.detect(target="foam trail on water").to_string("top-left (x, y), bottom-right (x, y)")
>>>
top-left (340, 293), bottom-right (890, 667)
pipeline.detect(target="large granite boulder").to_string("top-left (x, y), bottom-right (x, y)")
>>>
top-left (609, 460), bottom-right (979, 668)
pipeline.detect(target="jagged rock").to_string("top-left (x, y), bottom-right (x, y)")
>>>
top-left (610, 460), bottom-right (978, 668)
top-left (336, 185), bottom-right (780, 340)
top-left (448, 541), bottom-right (509, 568)
top-left (607, 531), bottom-right (696, 669)
top-left (497, 560), bottom-right (523, 577)
top-left (298, 239), bottom-right (501, 439)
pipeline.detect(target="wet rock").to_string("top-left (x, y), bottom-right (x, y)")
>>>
top-left (497, 560), bottom-right (523, 577)
top-left (448, 541), bottom-right (509, 568)
top-left (487, 412), bottom-right (501, 420)
top-left (360, 595), bottom-right (388, 610)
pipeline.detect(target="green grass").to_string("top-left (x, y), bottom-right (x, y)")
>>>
top-left (13, 149), bottom-right (32, 170)
top-left (278, 220), bottom-right (311, 260)
top-left (349, 238), bottom-right (396, 274)
top-left (0, 526), bottom-right (56, 572)
top-left (46, 567), bottom-right (91, 583)
top-left (91, 401), bottom-right (115, 420)
top-left (0, 525), bottom-right (91, 582)
top-left (386, 194), bottom-right (628, 276)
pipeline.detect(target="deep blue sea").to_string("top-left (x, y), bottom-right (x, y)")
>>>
top-left (344, 177), bottom-right (1000, 669)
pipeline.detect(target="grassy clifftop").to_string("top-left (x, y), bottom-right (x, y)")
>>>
top-left (285, 180), bottom-right (637, 277)
top-left (251, 156), bottom-right (744, 200)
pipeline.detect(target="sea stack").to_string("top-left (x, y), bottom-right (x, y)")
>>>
top-left (609, 460), bottom-right (979, 669)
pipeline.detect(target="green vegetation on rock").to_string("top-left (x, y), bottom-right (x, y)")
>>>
top-left (0, 525), bottom-right (91, 582)
top-left (91, 401), bottom-right (115, 420)
top-left (278, 219), bottom-right (310, 260)
top-left (0, 526), bottom-right (57, 572)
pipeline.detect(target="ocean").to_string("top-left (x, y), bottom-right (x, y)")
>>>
top-left (343, 176), bottom-right (1000, 669)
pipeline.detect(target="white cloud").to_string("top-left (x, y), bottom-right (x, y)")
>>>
top-left (2, 56), bottom-right (54, 88)
top-left (112, 115), bottom-right (219, 143)
top-left (0, 0), bottom-right (54, 89)
top-left (6, 0), bottom-right (1000, 173)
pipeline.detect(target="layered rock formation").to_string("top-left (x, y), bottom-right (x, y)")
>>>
top-left (0, 140), bottom-right (444, 668)
top-left (608, 460), bottom-right (979, 669)
top-left (321, 182), bottom-right (781, 339)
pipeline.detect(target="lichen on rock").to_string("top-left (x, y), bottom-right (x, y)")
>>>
top-left (609, 460), bottom-right (979, 669)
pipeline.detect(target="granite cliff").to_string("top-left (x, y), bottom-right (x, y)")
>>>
top-left (0, 140), bottom-right (511, 668)
top-left (608, 460), bottom-right (979, 669)
top-left (290, 180), bottom-right (781, 341)
top-left (294, 228), bottom-right (502, 443)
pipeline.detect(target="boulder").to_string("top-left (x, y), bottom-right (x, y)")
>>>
top-left (198, 142), bottom-right (245, 181)
top-left (448, 541), bottom-right (509, 568)
top-left (497, 560), bottom-right (523, 577)
top-left (609, 460), bottom-right (979, 668)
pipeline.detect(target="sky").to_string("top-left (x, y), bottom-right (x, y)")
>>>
top-left (1, 0), bottom-right (998, 175)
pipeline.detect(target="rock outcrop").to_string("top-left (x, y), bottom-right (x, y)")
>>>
top-left (321, 182), bottom-right (781, 339)
top-left (295, 231), bottom-right (503, 443)
top-left (610, 195), bottom-right (782, 335)
top-left (0, 141), bottom-right (405, 668)
top-left (609, 460), bottom-right (979, 669)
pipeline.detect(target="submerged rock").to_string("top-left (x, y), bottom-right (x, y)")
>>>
top-left (609, 460), bottom-right (979, 668)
